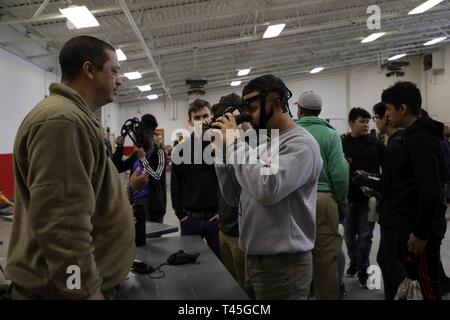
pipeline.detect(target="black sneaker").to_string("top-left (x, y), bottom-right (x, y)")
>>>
top-left (346, 264), bottom-right (357, 277)
top-left (358, 272), bottom-right (369, 289)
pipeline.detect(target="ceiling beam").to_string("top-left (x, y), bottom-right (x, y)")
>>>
top-left (118, 0), bottom-right (171, 99)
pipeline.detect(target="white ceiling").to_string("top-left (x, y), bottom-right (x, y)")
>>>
top-left (1, 0), bottom-right (449, 105)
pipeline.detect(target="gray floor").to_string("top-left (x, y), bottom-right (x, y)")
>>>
top-left (1, 172), bottom-right (450, 300)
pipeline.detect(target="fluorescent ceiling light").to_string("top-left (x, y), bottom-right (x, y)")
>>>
top-left (230, 81), bottom-right (241, 87)
top-left (115, 49), bottom-right (127, 62)
top-left (147, 94), bottom-right (158, 100)
top-left (137, 84), bottom-right (152, 92)
top-left (237, 68), bottom-right (251, 76)
top-left (310, 67), bottom-right (324, 74)
top-left (124, 72), bottom-right (142, 80)
top-left (388, 53), bottom-right (407, 61)
top-left (59, 5), bottom-right (99, 29)
top-left (408, 0), bottom-right (444, 15)
top-left (263, 23), bottom-right (286, 39)
top-left (424, 36), bottom-right (447, 46)
top-left (361, 32), bottom-right (386, 43)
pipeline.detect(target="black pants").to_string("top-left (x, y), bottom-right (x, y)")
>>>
top-left (398, 231), bottom-right (442, 300)
top-left (133, 198), bottom-right (149, 246)
top-left (133, 198), bottom-right (166, 246)
top-left (377, 227), bottom-right (406, 300)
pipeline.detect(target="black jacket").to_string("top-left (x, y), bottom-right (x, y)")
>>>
top-left (342, 134), bottom-right (385, 202)
top-left (170, 133), bottom-right (218, 220)
top-left (146, 148), bottom-right (167, 215)
top-left (368, 130), bottom-right (405, 228)
top-left (389, 117), bottom-right (449, 240)
top-left (112, 145), bottom-right (138, 173)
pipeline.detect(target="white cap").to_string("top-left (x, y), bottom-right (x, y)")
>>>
top-left (296, 90), bottom-right (322, 110)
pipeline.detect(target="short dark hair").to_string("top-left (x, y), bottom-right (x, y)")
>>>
top-left (211, 93), bottom-right (242, 118)
top-left (59, 35), bottom-right (115, 81)
top-left (381, 81), bottom-right (422, 116)
top-left (140, 114), bottom-right (158, 131)
top-left (188, 99), bottom-right (211, 120)
top-left (300, 107), bottom-right (321, 117)
top-left (419, 108), bottom-right (429, 117)
top-left (373, 102), bottom-right (386, 118)
top-left (349, 107), bottom-right (371, 122)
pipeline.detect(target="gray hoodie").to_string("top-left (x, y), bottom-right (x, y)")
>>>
top-left (215, 126), bottom-right (322, 255)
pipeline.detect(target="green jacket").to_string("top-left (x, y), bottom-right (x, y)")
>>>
top-left (296, 116), bottom-right (349, 215)
top-left (6, 83), bottom-right (135, 299)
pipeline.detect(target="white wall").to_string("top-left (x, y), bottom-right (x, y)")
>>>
top-left (120, 98), bottom-right (191, 146)
top-left (424, 47), bottom-right (450, 125)
top-left (0, 48), bottom-right (58, 154)
top-left (101, 101), bottom-right (121, 136)
top-left (286, 74), bottom-right (349, 133)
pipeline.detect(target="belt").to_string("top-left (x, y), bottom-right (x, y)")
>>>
top-left (184, 209), bottom-right (216, 219)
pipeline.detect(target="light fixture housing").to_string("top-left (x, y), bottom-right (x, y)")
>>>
top-left (361, 32), bottom-right (386, 43)
top-left (59, 5), bottom-right (99, 29)
top-left (124, 72), bottom-right (142, 80)
top-left (147, 94), bottom-right (158, 100)
top-left (424, 36), bottom-right (447, 46)
top-left (115, 49), bottom-right (127, 62)
top-left (237, 68), bottom-right (251, 76)
top-left (230, 81), bottom-right (242, 87)
top-left (408, 0), bottom-right (444, 15)
top-left (310, 67), bottom-right (324, 74)
top-left (137, 84), bottom-right (152, 92)
top-left (263, 24), bottom-right (286, 39)
top-left (388, 53), bottom-right (407, 61)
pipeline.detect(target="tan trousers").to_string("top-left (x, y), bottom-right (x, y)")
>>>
top-left (312, 192), bottom-right (343, 300)
top-left (219, 231), bottom-right (246, 291)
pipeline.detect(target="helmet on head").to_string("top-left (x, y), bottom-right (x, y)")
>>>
top-left (242, 74), bottom-right (292, 129)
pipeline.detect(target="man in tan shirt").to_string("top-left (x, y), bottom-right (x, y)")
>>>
top-left (6, 35), bottom-right (135, 299)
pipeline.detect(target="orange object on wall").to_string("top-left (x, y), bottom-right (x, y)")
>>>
top-left (155, 128), bottom-right (165, 145)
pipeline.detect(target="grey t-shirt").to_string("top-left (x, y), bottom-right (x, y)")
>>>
top-left (215, 126), bottom-right (322, 255)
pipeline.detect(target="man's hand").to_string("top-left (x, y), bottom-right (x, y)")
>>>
top-left (239, 121), bottom-right (253, 132)
top-left (115, 136), bottom-right (124, 146)
top-left (134, 146), bottom-right (145, 160)
top-left (352, 170), bottom-right (371, 186)
top-left (128, 168), bottom-right (149, 191)
top-left (407, 233), bottom-right (427, 255)
top-left (88, 291), bottom-right (105, 300)
top-left (180, 216), bottom-right (189, 223)
top-left (212, 113), bottom-right (239, 147)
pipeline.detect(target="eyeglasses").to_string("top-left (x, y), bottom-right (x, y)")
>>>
top-left (193, 114), bottom-right (210, 121)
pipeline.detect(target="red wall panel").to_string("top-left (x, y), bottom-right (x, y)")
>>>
top-left (0, 154), bottom-right (14, 199)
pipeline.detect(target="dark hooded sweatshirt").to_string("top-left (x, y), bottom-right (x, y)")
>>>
top-left (390, 117), bottom-right (449, 240)
top-left (170, 132), bottom-right (218, 220)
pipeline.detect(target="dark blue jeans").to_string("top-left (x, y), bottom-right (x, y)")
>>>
top-left (180, 216), bottom-right (220, 258)
top-left (344, 201), bottom-right (375, 274)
